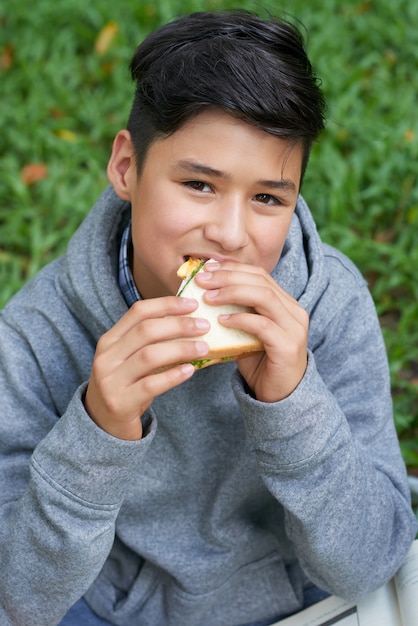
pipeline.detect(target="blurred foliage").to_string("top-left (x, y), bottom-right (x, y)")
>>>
top-left (0, 0), bottom-right (417, 465)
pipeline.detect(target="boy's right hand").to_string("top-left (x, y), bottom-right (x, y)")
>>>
top-left (84, 297), bottom-right (209, 440)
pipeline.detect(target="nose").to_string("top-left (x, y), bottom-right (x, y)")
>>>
top-left (203, 198), bottom-right (250, 251)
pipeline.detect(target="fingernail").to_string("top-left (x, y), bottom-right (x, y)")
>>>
top-left (195, 341), bottom-right (209, 355)
top-left (181, 298), bottom-right (197, 307)
top-left (205, 289), bottom-right (219, 299)
top-left (197, 270), bottom-right (212, 281)
top-left (205, 261), bottom-right (220, 270)
top-left (181, 363), bottom-right (195, 376)
top-left (195, 318), bottom-right (210, 330)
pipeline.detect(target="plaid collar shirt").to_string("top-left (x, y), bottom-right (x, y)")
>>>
top-left (118, 222), bottom-right (140, 307)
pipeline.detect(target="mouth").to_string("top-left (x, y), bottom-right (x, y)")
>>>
top-left (182, 252), bottom-right (241, 266)
top-left (183, 255), bottom-right (209, 263)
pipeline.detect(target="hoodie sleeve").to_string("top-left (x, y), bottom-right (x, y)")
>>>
top-left (0, 319), bottom-right (156, 626)
top-left (232, 272), bottom-right (416, 601)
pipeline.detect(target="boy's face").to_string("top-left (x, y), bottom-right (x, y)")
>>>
top-left (109, 109), bottom-right (302, 299)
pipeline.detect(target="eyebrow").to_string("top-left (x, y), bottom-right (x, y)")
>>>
top-left (176, 159), bottom-right (230, 179)
top-left (175, 159), bottom-right (298, 194)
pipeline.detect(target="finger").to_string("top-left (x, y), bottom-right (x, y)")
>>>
top-left (218, 309), bottom-right (307, 358)
top-left (134, 362), bottom-right (197, 405)
top-left (197, 264), bottom-right (296, 307)
top-left (204, 281), bottom-right (307, 331)
top-left (100, 296), bottom-right (199, 348)
top-left (199, 265), bottom-right (308, 335)
top-left (94, 339), bottom-right (209, 403)
top-left (96, 314), bottom-right (211, 377)
top-left (125, 338), bottom-right (210, 380)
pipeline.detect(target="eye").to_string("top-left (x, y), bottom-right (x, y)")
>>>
top-left (184, 181), bottom-right (212, 193)
top-left (254, 193), bottom-right (282, 206)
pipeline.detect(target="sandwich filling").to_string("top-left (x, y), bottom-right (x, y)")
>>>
top-left (176, 258), bottom-right (207, 296)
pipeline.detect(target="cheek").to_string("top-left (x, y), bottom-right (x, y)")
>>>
top-left (255, 225), bottom-right (290, 269)
top-left (133, 197), bottom-right (176, 237)
top-left (132, 204), bottom-right (189, 264)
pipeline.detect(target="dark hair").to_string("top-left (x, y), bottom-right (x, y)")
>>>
top-left (127, 10), bottom-right (326, 178)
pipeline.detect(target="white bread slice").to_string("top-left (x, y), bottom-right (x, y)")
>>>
top-left (176, 259), bottom-right (263, 368)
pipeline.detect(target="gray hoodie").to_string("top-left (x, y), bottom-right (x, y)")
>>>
top-left (0, 187), bottom-right (416, 626)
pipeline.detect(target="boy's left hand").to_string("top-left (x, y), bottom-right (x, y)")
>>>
top-left (195, 262), bottom-right (309, 403)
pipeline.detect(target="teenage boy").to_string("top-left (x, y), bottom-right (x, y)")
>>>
top-left (0, 10), bottom-right (416, 626)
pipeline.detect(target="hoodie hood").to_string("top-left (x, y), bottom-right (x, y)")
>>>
top-left (60, 186), bottom-right (131, 340)
top-left (272, 194), bottom-right (328, 313)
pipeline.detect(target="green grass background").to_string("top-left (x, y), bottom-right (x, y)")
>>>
top-left (1, 0), bottom-right (417, 467)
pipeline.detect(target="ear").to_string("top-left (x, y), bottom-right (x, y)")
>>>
top-left (107, 130), bottom-right (136, 201)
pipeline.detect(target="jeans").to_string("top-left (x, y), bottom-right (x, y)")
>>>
top-left (58, 586), bottom-right (330, 625)
top-left (58, 599), bottom-right (111, 625)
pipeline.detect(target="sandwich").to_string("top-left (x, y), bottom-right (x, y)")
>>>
top-left (176, 258), bottom-right (263, 368)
